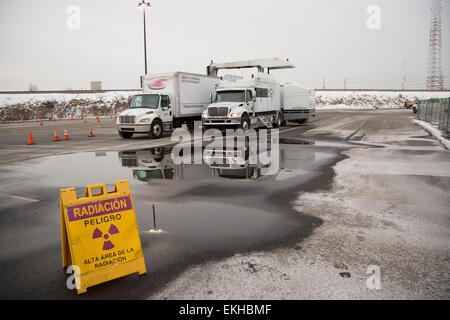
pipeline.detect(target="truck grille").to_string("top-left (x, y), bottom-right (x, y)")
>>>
top-left (121, 158), bottom-right (138, 167)
top-left (119, 115), bottom-right (135, 124)
top-left (208, 107), bottom-right (229, 117)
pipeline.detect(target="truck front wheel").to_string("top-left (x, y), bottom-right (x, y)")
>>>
top-left (239, 115), bottom-right (250, 131)
top-left (274, 113), bottom-right (283, 128)
top-left (297, 118), bottom-right (309, 125)
top-left (119, 131), bottom-right (133, 139)
top-left (149, 120), bottom-right (163, 139)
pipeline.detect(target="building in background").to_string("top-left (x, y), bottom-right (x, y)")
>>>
top-left (90, 81), bottom-right (102, 91)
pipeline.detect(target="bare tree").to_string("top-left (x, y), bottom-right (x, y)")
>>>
top-left (28, 83), bottom-right (38, 92)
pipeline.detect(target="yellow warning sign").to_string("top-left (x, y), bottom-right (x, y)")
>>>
top-left (60, 180), bottom-right (146, 294)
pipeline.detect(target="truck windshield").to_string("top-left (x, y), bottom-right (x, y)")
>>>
top-left (215, 90), bottom-right (245, 103)
top-left (130, 94), bottom-right (159, 109)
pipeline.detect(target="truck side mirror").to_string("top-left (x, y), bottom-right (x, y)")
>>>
top-left (210, 93), bottom-right (213, 103)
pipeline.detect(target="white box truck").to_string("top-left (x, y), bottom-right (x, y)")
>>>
top-left (280, 83), bottom-right (315, 124)
top-left (202, 58), bottom-right (313, 130)
top-left (117, 72), bottom-right (218, 139)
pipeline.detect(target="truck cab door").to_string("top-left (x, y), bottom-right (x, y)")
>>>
top-left (246, 90), bottom-right (254, 115)
top-left (160, 95), bottom-right (173, 123)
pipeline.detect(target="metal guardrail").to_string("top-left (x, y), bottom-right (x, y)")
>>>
top-left (417, 98), bottom-right (450, 133)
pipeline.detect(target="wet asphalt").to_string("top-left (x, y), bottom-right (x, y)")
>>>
top-left (0, 114), bottom-right (371, 299)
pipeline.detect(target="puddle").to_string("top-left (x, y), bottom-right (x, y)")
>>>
top-left (0, 138), bottom-right (356, 298)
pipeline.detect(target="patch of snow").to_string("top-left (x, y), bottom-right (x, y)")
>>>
top-left (0, 91), bottom-right (140, 108)
top-left (316, 91), bottom-right (450, 110)
top-left (413, 119), bottom-right (450, 150)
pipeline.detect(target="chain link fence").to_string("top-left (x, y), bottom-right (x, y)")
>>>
top-left (416, 98), bottom-right (450, 134)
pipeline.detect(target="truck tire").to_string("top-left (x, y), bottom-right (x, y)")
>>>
top-left (239, 115), bottom-right (250, 131)
top-left (274, 113), bottom-right (282, 128)
top-left (173, 119), bottom-right (182, 128)
top-left (119, 131), bottom-right (133, 139)
top-left (149, 119), bottom-right (163, 139)
top-left (296, 119), bottom-right (309, 125)
top-left (186, 120), bottom-right (195, 130)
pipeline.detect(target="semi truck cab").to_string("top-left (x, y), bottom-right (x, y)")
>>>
top-left (202, 87), bottom-right (256, 130)
top-left (202, 73), bottom-right (282, 130)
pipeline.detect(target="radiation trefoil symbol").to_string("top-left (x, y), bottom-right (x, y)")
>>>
top-left (92, 224), bottom-right (119, 251)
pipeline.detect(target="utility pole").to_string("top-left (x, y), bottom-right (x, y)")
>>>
top-left (402, 59), bottom-right (407, 90)
top-left (138, 1), bottom-right (151, 75)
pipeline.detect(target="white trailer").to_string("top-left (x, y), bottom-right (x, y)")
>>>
top-left (281, 83), bottom-right (315, 124)
top-left (117, 72), bottom-right (218, 139)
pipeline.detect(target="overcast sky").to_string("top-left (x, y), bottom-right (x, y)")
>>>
top-left (0, 0), bottom-right (449, 90)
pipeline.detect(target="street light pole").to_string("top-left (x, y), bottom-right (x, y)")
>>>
top-left (138, 1), bottom-right (151, 75)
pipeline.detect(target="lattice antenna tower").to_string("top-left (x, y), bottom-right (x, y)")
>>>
top-left (427, 0), bottom-right (444, 90)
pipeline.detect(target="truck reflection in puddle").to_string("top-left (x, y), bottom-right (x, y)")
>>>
top-left (118, 138), bottom-right (316, 182)
top-left (118, 146), bottom-right (178, 181)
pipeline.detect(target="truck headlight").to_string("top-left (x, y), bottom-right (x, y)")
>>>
top-left (139, 118), bottom-right (151, 123)
top-left (230, 112), bottom-right (241, 118)
top-left (202, 113), bottom-right (207, 119)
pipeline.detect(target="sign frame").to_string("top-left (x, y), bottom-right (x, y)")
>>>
top-left (61, 180), bottom-right (146, 294)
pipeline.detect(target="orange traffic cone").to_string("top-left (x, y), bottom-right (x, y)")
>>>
top-left (63, 128), bottom-right (70, 140)
top-left (17, 119), bottom-right (20, 124)
top-left (53, 129), bottom-right (61, 142)
top-left (88, 126), bottom-right (95, 138)
top-left (27, 130), bottom-right (35, 145)
top-left (40, 120), bottom-right (43, 126)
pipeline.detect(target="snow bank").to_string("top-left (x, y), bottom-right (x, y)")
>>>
top-left (0, 91), bottom-right (140, 120)
top-left (1, 90), bottom-right (450, 119)
top-left (0, 91), bottom-right (139, 108)
top-left (413, 119), bottom-right (450, 150)
top-left (317, 91), bottom-right (450, 110)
